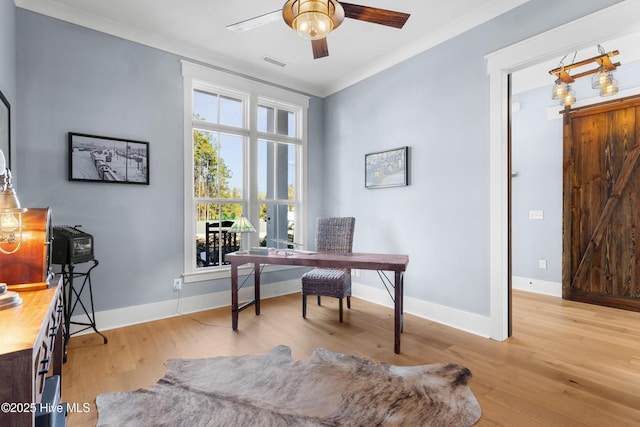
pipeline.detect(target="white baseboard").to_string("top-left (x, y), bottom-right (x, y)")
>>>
top-left (512, 276), bottom-right (561, 297)
top-left (352, 282), bottom-right (491, 338)
top-left (68, 280), bottom-right (301, 336)
top-left (70, 279), bottom-right (498, 340)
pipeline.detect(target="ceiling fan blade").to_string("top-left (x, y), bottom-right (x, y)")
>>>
top-left (312, 38), bottom-right (329, 59)
top-left (340, 3), bottom-right (410, 28)
top-left (226, 9), bottom-right (281, 33)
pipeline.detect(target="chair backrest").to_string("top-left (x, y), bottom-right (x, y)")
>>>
top-left (315, 217), bottom-right (355, 254)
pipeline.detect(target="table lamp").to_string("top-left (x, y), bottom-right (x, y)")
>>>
top-left (228, 215), bottom-right (256, 234)
top-left (229, 215), bottom-right (255, 252)
top-left (0, 149), bottom-right (25, 308)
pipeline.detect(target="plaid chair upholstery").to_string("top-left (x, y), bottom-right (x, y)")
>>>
top-left (301, 217), bottom-right (355, 322)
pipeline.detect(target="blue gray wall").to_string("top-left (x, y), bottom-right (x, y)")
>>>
top-left (0, 0), bottom-right (15, 166)
top-left (511, 88), bottom-right (563, 283)
top-left (12, 0), bottom-right (624, 319)
top-left (323, 0), bottom-right (623, 316)
top-left (15, 10), bottom-right (322, 311)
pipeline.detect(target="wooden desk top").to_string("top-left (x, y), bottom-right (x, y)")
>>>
top-left (226, 250), bottom-right (409, 272)
top-left (0, 283), bottom-right (61, 356)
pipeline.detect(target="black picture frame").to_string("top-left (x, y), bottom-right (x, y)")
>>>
top-left (68, 132), bottom-right (149, 185)
top-left (0, 90), bottom-right (9, 170)
top-left (365, 146), bottom-right (409, 189)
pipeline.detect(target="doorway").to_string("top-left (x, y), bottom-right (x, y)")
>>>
top-left (486, 1), bottom-right (640, 341)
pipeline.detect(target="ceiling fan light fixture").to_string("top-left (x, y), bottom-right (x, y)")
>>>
top-left (291, 0), bottom-right (335, 40)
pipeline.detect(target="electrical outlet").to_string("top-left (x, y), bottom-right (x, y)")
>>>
top-left (173, 278), bottom-right (183, 291)
top-left (538, 259), bottom-right (547, 270)
top-left (529, 210), bottom-right (544, 220)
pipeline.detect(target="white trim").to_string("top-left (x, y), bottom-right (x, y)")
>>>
top-left (181, 61), bottom-right (309, 278)
top-left (70, 279), bottom-right (493, 338)
top-left (182, 61), bottom-right (309, 108)
top-left (352, 282), bottom-right (491, 338)
top-left (15, 0), bottom-right (324, 96)
top-left (512, 276), bottom-right (561, 297)
top-left (488, 68), bottom-right (510, 341)
top-left (486, 2), bottom-right (640, 74)
top-left (325, 0), bottom-right (529, 96)
top-left (68, 280), bottom-right (302, 336)
top-left (546, 86), bottom-right (640, 120)
top-left (486, 0), bottom-right (640, 341)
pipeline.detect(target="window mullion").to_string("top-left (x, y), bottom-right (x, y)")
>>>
top-left (193, 121), bottom-right (250, 137)
top-left (256, 131), bottom-right (302, 146)
top-left (247, 93), bottom-right (259, 249)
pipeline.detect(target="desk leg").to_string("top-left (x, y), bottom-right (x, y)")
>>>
top-left (254, 263), bottom-right (261, 315)
top-left (394, 271), bottom-right (404, 354)
top-left (231, 263), bottom-right (239, 330)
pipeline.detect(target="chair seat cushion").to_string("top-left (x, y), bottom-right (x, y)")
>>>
top-left (301, 268), bottom-right (350, 298)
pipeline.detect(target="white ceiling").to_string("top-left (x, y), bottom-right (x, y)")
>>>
top-left (15, 0), bottom-right (529, 97)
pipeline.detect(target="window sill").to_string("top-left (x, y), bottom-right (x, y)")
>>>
top-left (183, 264), bottom-right (303, 284)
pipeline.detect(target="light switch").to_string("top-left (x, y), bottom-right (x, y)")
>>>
top-left (529, 210), bottom-right (544, 220)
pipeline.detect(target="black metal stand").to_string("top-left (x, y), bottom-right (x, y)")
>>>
top-left (60, 259), bottom-right (108, 361)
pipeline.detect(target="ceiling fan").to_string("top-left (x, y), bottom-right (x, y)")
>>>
top-left (227, 0), bottom-right (410, 59)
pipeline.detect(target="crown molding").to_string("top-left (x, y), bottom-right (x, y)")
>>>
top-left (16, 0), bottom-right (528, 99)
top-left (15, 0), bottom-right (325, 97)
top-left (323, 0), bottom-right (530, 96)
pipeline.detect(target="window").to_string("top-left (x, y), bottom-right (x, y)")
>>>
top-left (257, 101), bottom-right (300, 249)
top-left (182, 62), bottom-right (309, 280)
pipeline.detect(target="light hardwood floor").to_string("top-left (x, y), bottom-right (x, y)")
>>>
top-left (62, 290), bottom-right (640, 426)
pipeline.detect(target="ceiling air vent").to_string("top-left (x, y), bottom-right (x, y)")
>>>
top-left (262, 56), bottom-right (287, 67)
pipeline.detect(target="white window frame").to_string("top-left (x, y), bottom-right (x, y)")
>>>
top-left (181, 61), bottom-right (309, 283)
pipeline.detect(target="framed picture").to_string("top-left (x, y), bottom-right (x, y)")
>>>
top-left (0, 90), bottom-right (9, 170)
top-left (69, 132), bottom-right (149, 185)
top-left (365, 146), bottom-right (409, 189)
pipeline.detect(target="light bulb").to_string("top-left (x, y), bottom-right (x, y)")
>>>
top-left (600, 84), bottom-right (618, 96)
top-left (592, 69), bottom-right (612, 89)
top-left (552, 79), bottom-right (569, 100)
top-left (561, 87), bottom-right (576, 107)
top-left (294, 11), bottom-right (333, 40)
top-left (1, 213), bottom-right (19, 232)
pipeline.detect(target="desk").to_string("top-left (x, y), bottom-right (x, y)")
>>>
top-left (226, 250), bottom-right (409, 354)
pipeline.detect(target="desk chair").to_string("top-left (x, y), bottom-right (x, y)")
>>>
top-left (301, 217), bottom-right (355, 322)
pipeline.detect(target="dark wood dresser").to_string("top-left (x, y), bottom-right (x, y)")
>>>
top-left (0, 277), bottom-right (64, 427)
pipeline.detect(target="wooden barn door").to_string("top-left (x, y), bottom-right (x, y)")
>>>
top-left (563, 96), bottom-right (640, 311)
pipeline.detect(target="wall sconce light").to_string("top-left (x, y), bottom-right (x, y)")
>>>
top-left (0, 150), bottom-right (27, 254)
top-left (549, 45), bottom-right (620, 108)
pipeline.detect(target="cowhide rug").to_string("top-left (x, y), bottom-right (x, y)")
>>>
top-left (96, 345), bottom-right (481, 426)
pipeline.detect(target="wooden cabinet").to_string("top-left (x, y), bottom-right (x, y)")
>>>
top-left (0, 277), bottom-right (64, 427)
